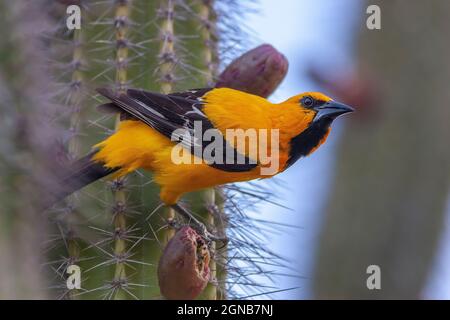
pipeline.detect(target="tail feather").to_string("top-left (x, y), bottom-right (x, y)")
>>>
top-left (44, 151), bottom-right (118, 209)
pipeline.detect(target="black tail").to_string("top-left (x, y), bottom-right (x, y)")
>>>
top-left (44, 151), bottom-right (118, 209)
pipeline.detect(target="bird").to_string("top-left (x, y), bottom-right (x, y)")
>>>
top-left (50, 87), bottom-right (353, 240)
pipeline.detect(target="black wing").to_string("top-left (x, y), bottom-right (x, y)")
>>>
top-left (96, 87), bottom-right (257, 172)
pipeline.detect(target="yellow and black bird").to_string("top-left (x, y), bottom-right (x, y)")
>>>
top-left (51, 87), bottom-right (353, 239)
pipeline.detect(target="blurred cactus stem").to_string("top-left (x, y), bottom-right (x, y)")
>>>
top-left (158, 0), bottom-right (177, 243)
top-left (216, 44), bottom-right (288, 98)
top-left (158, 0), bottom-right (176, 94)
top-left (111, 0), bottom-right (131, 300)
top-left (198, 0), bottom-right (217, 86)
top-left (67, 28), bottom-right (84, 162)
top-left (64, 24), bottom-right (85, 299)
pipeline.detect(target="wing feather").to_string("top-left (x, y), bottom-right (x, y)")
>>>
top-left (96, 87), bottom-right (257, 172)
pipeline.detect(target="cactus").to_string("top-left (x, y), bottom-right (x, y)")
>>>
top-left (0, 0), bottom-right (293, 300)
top-left (60, 14), bottom-right (87, 300)
top-left (157, 0), bottom-right (177, 245)
top-left (197, 0), bottom-right (220, 300)
top-left (0, 0), bottom-right (66, 299)
top-left (109, 0), bottom-right (131, 300)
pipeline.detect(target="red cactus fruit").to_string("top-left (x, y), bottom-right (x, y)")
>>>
top-left (216, 44), bottom-right (288, 98)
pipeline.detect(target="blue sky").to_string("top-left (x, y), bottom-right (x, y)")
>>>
top-left (424, 194), bottom-right (450, 299)
top-left (245, 0), bottom-right (450, 300)
top-left (245, 0), bottom-right (363, 299)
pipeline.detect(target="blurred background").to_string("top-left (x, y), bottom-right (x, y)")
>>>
top-left (249, 0), bottom-right (450, 299)
top-left (0, 0), bottom-right (449, 299)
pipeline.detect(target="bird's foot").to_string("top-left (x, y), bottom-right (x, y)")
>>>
top-left (171, 203), bottom-right (228, 246)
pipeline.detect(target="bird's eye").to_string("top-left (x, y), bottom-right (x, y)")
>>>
top-left (302, 96), bottom-right (314, 108)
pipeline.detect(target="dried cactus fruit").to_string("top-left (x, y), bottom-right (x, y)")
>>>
top-left (158, 226), bottom-right (211, 300)
top-left (216, 44), bottom-right (288, 98)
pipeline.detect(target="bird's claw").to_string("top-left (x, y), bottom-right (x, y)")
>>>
top-left (205, 230), bottom-right (228, 247)
top-left (170, 203), bottom-right (228, 246)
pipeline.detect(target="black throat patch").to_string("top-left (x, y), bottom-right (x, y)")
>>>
top-left (285, 118), bottom-right (332, 169)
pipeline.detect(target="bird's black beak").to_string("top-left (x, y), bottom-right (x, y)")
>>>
top-left (313, 101), bottom-right (354, 122)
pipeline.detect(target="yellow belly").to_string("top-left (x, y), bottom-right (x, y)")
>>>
top-left (92, 120), bottom-right (261, 204)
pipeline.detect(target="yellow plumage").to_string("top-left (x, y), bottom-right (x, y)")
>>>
top-left (92, 88), bottom-right (334, 204)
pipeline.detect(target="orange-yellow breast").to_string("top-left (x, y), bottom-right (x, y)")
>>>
top-left (92, 88), bottom-right (318, 204)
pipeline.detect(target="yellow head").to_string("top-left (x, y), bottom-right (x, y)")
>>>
top-left (285, 91), bottom-right (353, 123)
top-left (281, 91), bottom-right (354, 168)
